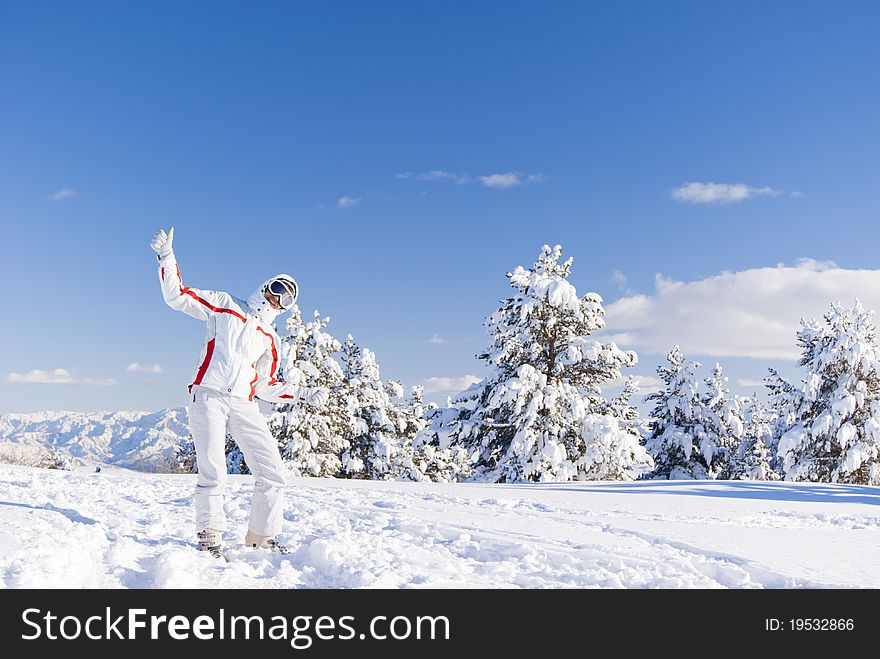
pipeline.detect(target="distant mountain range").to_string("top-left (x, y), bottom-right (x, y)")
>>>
top-left (0, 408), bottom-right (190, 471)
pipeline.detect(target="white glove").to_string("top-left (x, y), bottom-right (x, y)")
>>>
top-left (305, 387), bottom-right (329, 409)
top-left (150, 226), bottom-right (175, 258)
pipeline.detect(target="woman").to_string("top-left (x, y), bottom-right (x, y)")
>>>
top-left (151, 227), bottom-right (327, 558)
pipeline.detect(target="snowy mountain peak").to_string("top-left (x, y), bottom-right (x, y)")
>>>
top-left (0, 408), bottom-right (190, 471)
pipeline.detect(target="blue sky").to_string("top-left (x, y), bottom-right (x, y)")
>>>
top-left (2, 1), bottom-right (879, 413)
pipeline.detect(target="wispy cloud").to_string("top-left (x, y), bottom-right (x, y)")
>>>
top-left (125, 362), bottom-right (164, 374)
top-left (397, 171), bottom-right (471, 184)
top-left (611, 270), bottom-right (628, 290)
top-left (7, 368), bottom-right (117, 386)
top-left (670, 182), bottom-right (798, 205)
top-left (479, 172), bottom-right (546, 189)
top-left (7, 368), bottom-right (76, 384)
top-left (633, 375), bottom-right (663, 389)
top-left (603, 258), bottom-right (880, 361)
top-left (337, 195), bottom-right (362, 208)
top-left (427, 334), bottom-right (447, 344)
top-left (398, 170), bottom-right (546, 189)
top-left (49, 187), bottom-right (77, 201)
top-left (421, 375), bottom-right (482, 394)
top-left (737, 378), bottom-right (766, 388)
top-left (610, 269), bottom-right (634, 296)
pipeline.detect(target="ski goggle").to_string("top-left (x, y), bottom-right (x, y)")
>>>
top-left (268, 278), bottom-right (297, 309)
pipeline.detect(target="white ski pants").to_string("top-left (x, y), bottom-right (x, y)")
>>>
top-left (188, 386), bottom-right (287, 537)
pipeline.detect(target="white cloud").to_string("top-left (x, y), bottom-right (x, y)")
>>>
top-left (428, 334), bottom-right (447, 344)
top-left (397, 171), bottom-right (471, 184)
top-left (421, 375), bottom-right (482, 394)
top-left (670, 182), bottom-right (790, 204)
top-left (603, 259), bottom-right (880, 361)
top-left (610, 269), bottom-right (634, 295)
top-left (398, 170), bottom-right (546, 188)
top-left (737, 378), bottom-right (766, 388)
top-left (479, 173), bottom-right (521, 189)
top-left (337, 196), bottom-right (361, 208)
top-left (611, 270), bottom-right (628, 289)
top-left (632, 375), bottom-right (663, 389)
top-left (125, 362), bottom-right (164, 374)
top-left (479, 172), bottom-right (546, 189)
top-left (7, 368), bottom-right (76, 384)
top-left (7, 368), bottom-right (117, 386)
top-left (49, 187), bottom-right (77, 201)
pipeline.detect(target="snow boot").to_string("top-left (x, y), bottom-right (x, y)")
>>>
top-left (197, 529), bottom-right (225, 560)
top-left (244, 530), bottom-right (290, 554)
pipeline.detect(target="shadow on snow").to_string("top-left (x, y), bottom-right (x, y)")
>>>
top-left (0, 500), bottom-right (101, 525)
top-left (491, 480), bottom-right (880, 506)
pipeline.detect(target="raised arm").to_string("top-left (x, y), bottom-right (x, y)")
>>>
top-left (151, 227), bottom-right (242, 322)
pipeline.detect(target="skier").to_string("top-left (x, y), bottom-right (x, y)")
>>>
top-left (150, 227), bottom-right (328, 558)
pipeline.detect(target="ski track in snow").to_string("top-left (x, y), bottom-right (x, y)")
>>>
top-left (0, 465), bottom-right (878, 589)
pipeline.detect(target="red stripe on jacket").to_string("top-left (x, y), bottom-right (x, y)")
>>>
top-left (174, 263), bottom-right (247, 322)
top-left (191, 338), bottom-right (215, 389)
top-left (248, 364), bottom-right (259, 401)
top-left (256, 326), bottom-right (279, 383)
top-left (180, 288), bottom-right (247, 322)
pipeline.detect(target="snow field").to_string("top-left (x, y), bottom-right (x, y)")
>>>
top-left (1, 465), bottom-right (878, 589)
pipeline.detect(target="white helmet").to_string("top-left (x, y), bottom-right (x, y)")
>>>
top-left (247, 274), bottom-right (298, 324)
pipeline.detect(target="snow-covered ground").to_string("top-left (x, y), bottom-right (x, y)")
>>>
top-left (1, 463), bottom-right (878, 589)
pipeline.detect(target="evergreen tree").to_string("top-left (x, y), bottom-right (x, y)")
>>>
top-left (647, 353), bottom-right (743, 479)
top-left (340, 336), bottom-right (411, 480)
top-left (606, 376), bottom-right (642, 428)
top-left (732, 397), bottom-right (780, 481)
top-left (424, 245), bottom-right (652, 482)
top-left (765, 367), bottom-right (799, 474)
top-left (168, 435), bottom-right (198, 474)
top-left (411, 387), bottom-right (475, 483)
top-left (645, 346), bottom-right (708, 479)
top-left (776, 301), bottom-right (880, 484)
top-left (403, 384), bottom-right (429, 441)
top-left (225, 433), bottom-right (249, 475)
top-left (268, 309), bottom-right (352, 477)
top-left (700, 363), bottom-right (744, 479)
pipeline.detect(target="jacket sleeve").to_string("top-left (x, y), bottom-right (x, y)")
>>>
top-left (157, 251), bottom-right (235, 321)
top-left (253, 328), bottom-right (309, 404)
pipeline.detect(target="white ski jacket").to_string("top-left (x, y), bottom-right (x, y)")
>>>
top-left (157, 251), bottom-right (304, 403)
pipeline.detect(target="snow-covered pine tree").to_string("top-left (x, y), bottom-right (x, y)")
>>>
top-left (167, 435), bottom-right (198, 474)
top-left (404, 384), bottom-right (429, 439)
top-left (776, 300), bottom-right (880, 484)
top-left (422, 244), bottom-right (652, 483)
top-left (645, 346), bottom-right (710, 479)
top-left (607, 376), bottom-right (648, 441)
top-left (700, 363), bottom-right (744, 479)
top-left (0, 443), bottom-right (71, 470)
top-left (764, 367), bottom-right (800, 474)
top-left (411, 385), bottom-right (474, 483)
top-left (339, 335), bottom-right (412, 480)
top-left (225, 432), bottom-right (249, 475)
top-left (732, 397), bottom-right (780, 481)
top-left (268, 309), bottom-right (352, 477)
